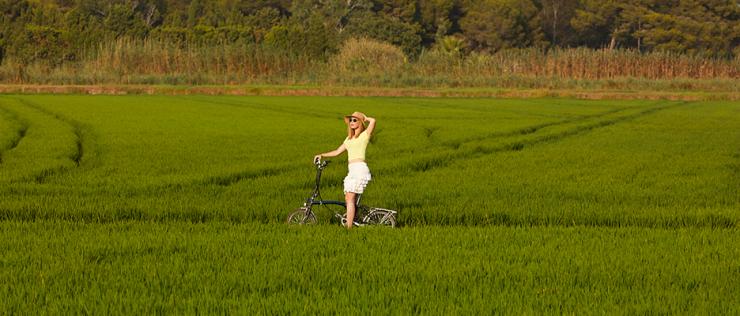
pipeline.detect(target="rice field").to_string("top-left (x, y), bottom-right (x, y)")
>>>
top-left (1, 222), bottom-right (738, 314)
top-left (0, 95), bottom-right (738, 312)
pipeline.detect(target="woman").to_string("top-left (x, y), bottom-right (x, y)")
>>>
top-left (314, 111), bottom-right (376, 229)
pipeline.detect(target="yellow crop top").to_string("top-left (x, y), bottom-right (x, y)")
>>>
top-left (344, 131), bottom-right (370, 161)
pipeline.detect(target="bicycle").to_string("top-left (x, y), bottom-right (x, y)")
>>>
top-left (286, 159), bottom-right (397, 227)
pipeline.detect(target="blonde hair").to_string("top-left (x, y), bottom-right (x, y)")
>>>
top-left (346, 119), bottom-right (365, 139)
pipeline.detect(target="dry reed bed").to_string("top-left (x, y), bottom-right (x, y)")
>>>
top-left (0, 84), bottom-right (737, 101)
top-left (0, 38), bottom-right (737, 87)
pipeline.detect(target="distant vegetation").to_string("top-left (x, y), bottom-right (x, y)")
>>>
top-left (0, 0), bottom-right (738, 87)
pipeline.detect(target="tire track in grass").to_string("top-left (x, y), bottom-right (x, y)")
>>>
top-left (381, 101), bottom-right (684, 175)
top-left (186, 95), bottom-right (636, 158)
top-left (10, 98), bottom-right (99, 183)
top-left (144, 165), bottom-right (311, 194)
top-left (183, 104), bottom-right (644, 190)
top-left (17, 99), bottom-right (84, 167)
top-left (120, 98), bottom-right (661, 191)
top-left (0, 98), bottom-right (77, 183)
top-left (380, 98), bottom-right (637, 153)
top-left (378, 105), bottom-right (646, 173)
top-left (147, 106), bottom-right (626, 190)
top-left (161, 102), bottom-right (643, 189)
top-left (157, 164), bottom-right (294, 191)
top-left (203, 167), bottom-right (287, 186)
top-left (136, 96), bottom-right (342, 189)
top-left (0, 104), bottom-right (29, 164)
top-left (437, 106), bottom-right (632, 150)
top-left (385, 98), bottom-right (577, 119)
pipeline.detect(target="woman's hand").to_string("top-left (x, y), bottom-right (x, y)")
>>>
top-left (313, 154), bottom-right (322, 164)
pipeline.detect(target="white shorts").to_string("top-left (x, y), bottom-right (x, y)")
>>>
top-left (343, 162), bottom-right (372, 194)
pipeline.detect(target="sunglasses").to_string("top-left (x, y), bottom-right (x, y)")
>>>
top-left (348, 117), bottom-right (359, 123)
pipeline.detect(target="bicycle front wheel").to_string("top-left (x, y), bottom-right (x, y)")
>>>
top-left (287, 207), bottom-right (317, 225)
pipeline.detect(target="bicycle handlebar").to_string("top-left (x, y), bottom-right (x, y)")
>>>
top-left (314, 159), bottom-right (330, 169)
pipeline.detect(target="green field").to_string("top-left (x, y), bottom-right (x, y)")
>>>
top-left (2, 222), bottom-right (738, 314)
top-left (0, 95), bottom-right (738, 312)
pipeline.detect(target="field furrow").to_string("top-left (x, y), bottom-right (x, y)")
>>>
top-left (0, 104), bottom-right (28, 164)
top-left (378, 102), bottom-right (676, 175)
top-left (0, 98), bottom-right (79, 183)
top-left (16, 99), bottom-right (87, 167)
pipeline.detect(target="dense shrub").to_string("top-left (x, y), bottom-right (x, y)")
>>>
top-left (329, 38), bottom-right (408, 78)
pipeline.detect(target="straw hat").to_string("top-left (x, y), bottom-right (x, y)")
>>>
top-left (344, 111), bottom-right (367, 125)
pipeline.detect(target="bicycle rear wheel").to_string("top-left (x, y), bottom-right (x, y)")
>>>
top-left (287, 207), bottom-right (317, 225)
top-left (365, 209), bottom-right (397, 227)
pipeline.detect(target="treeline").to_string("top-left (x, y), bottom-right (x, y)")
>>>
top-left (1, 0), bottom-right (739, 66)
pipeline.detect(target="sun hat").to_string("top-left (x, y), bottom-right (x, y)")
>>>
top-left (344, 111), bottom-right (367, 125)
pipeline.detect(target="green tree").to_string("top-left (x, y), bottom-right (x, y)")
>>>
top-left (64, 1), bottom-right (110, 55)
top-left (13, 24), bottom-right (68, 65)
top-left (636, 0), bottom-right (739, 57)
top-left (570, 0), bottom-right (618, 48)
top-left (187, 0), bottom-right (205, 26)
top-left (375, 0), bottom-right (418, 22)
top-left (538, 0), bottom-right (578, 46)
top-left (571, 0), bottom-right (739, 56)
top-left (290, 0), bottom-right (373, 35)
top-left (104, 3), bottom-right (149, 38)
top-left (263, 24), bottom-right (299, 52)
top-left (136, 0), bottom-right (165, 28)
top-left (301, 12), bottom-right (339, 58)
top-left (569, 0), bottom-right (653, 50)
top-left (416, 0), bottom-right (462, 46)
top-left (459, 0), bottom-right (546, 52)
top-left (344, 12), bottom-right (423, 57)
top-left (235, 0), bottom-right (291, 16)
top-left (245, 6), bottom-right (283, 34)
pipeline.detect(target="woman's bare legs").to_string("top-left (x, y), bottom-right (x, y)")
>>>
top-left (345, 192), bottom-right (356, 229)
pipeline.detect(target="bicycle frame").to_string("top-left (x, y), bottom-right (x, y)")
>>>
top-left (303, 160), bottom-right (362, 210)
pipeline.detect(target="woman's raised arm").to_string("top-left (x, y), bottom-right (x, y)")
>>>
top-left (364, 116), bottom-right (376, 137)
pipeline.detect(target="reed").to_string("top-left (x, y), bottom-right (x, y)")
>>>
top-left (413, 48), bottom-right (739, 81)
top-left (0, 38), bottom-right (737, 89)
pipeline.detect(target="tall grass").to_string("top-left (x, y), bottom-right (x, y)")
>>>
top-left (0, 38), bottom-right (320, 85)
top-left (0, 38), bottom-right (737, 89)
top-left (92, 39), bottom-right (320, 85)
top-left (0, 95), bottom-right (737, 227)
top-left (2, 222), bottom-right (738, 313)
top-left (445, 48), bottom-right (739, 80)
